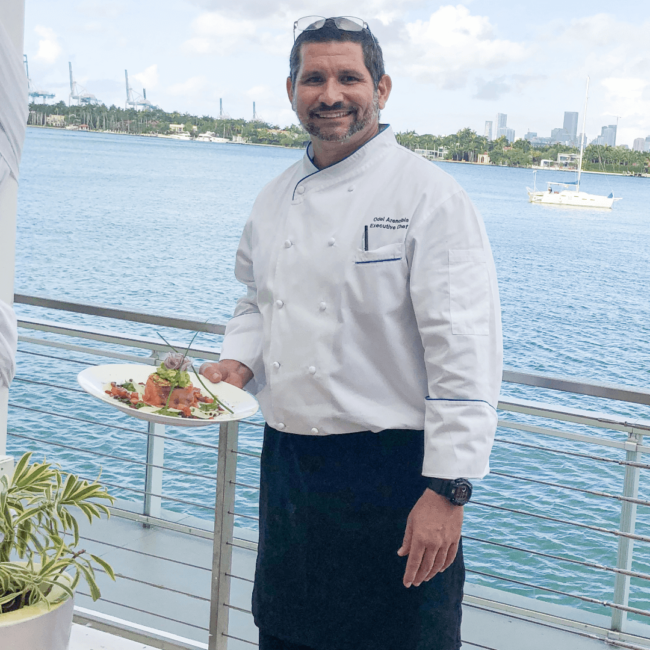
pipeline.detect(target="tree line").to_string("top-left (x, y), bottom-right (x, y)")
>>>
top-left (28, 103), bottom-right (649, 173)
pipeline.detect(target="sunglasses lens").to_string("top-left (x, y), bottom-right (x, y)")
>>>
top-left (334, 17), bottom-right (365, 31)
top-left (295, 16), bottom-right (326, 33)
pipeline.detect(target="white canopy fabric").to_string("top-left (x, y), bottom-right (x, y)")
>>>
top-left (0, 17), bottom-right (28, 387)
top-left (0, 17), bottom-right (28, 192)
top-left (0, 299), bottom-right (17, 388)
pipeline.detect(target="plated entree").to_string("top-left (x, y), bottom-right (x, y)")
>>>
top-left (104, 353), bottom-right (231, 419)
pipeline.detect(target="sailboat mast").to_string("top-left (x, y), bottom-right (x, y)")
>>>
top-left (578, 76), bottom-right (589, 190)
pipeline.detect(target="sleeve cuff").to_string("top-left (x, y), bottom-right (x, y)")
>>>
top-left (422, 398), bottom-right (498, 479)
top-left (220, 312), bottom-right (265, 394)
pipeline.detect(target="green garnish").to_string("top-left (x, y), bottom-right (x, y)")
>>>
top-left (122, 381), bottom-right (136, 392)
top-left (155, 364), bottom-right (191, 387)
top-left (154, 407), bottom-right (181, 417)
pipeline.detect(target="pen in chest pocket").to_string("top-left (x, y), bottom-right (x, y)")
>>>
top-left (364, 225), bottom-right (369, 252)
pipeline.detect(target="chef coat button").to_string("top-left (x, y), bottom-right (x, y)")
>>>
top-left (319, 302), bottom-right (327, 311)
top-left (272, 361), bottom-right (280, 370)
top-left (297, 186), bottom-right (305, 195)
top-left (277, 422), bottom-right (286, 431)
top-left (275, 299), bottom-right (284, 308)
top-left (347, 186), bottom-right (354, 192)
top-left (328, 237), bottom-right (336, 246)
top-left (308, 366), bottom-right (316, 374)
top-left (310, 427), bottom-right (319, 434)
top-left (284, 240), bottom-right (292, 248)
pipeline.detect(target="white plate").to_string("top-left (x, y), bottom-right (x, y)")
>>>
top-left (78, 364), bottom-right (258, 427)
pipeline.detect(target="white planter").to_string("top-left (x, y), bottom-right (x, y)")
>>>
top-left (0, 575), bottom-right (74, 650)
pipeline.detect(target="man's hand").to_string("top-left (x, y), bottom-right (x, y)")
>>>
top-left (199, 360), bottom-right (253, 389)
top-left (397, 488), bottom-right (463, 588)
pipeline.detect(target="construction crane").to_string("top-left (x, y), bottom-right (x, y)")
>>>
top-left (125, 70), bottom-right (155, 111)
top-left (23, 55), bottom-right (55, 103)
top-left (69, 62), bottom-right (99, 106)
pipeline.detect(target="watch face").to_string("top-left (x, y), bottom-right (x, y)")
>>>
top-left (451, 480), bottom-right (472, 504)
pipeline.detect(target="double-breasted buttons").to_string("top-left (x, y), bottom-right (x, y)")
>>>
top-left (319, 302), bottom-right (327, 311)
top-left (308, 366), bottom-right (316, 374)
top-left (272, 361), bottom-right (281, 370)
top-left (328, 237), bottom-right (336, 246)
top-left (275, 300), bottom-right (284, 308)
top-left (310, 427), bottom-right (319, 434)
top-left (297, 186), bottom-right (305, 195)
top-left (276, 423), bottom-right (286, 431)
top-left (284, 240), bottom-right (292, 248)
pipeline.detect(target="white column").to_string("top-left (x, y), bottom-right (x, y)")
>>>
top-left (0, 0), bottom-right (25, 456)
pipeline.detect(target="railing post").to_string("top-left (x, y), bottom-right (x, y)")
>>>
top-left (143, 421), bottom-right (165, 519)
top-left (611, 431), bottom-right (643, 632)
top-left (208, 420), bottom-right (239, 650)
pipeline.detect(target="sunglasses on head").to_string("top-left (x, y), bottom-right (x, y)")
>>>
top-left (293, 16), bottom-right (371, 42)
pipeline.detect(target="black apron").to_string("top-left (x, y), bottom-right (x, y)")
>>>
top-left (252, 425), bottom-right (465, 650)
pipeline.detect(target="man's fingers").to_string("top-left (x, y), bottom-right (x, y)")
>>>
top-left (441, 540), bottom-right (459, 573)
top-left (199, 363), bottom-right (224, 384)
top-left (412, 547), bottom-right (437, 587)
top-left (402, 540), bottom-right (425, 588)
top-left (424, 542), bottom-right (458, 582)
top-left (397, 519), bottom-right (413, 557)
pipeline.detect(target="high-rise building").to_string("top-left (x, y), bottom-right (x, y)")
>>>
top-left (496, 113), bottom-right (507, 129)
top-left (633, 138), bottom-right (646, 152)
top-left (591, 125), bottom-right (617, 147)
top-left (484, 121), bottom-right (493, 140)
top-left (551, 127), bottom-right (571, 144)
top-left (524, 131), bottom-right (537, 141)
top-left (645, 136), bottom-right (650, 152)
top-left (563, 112), bottom-right (579, 142)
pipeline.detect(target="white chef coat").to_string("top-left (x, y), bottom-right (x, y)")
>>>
top-left (220, 125), bottom-right (503, 479)
top-left (0, 299), bottom-right (17, 388)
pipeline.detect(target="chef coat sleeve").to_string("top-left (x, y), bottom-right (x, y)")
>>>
top-left (0, 299), bottom-right (18, 388)
top-left (220, 218), bottom-right (266, 394)
top-left (408, 189), bottom-right (503, 479)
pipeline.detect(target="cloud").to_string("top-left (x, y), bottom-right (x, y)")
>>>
top-left (474, 77), bottom-right (511, 100)
top-left (75, 1), bottom-right (126, 19)
top-left (168, 76), bottom-right (209, 97)
top-left (185, 0), bottom-right (419, 23)
top-left (133, 64), bottom-right (159, 91)
top-left (388, 5), bottom-right (528, 89)
top-left (33, 26), bottom-right (62, 65)
top-left (183, 13), bottom-right (257, 55)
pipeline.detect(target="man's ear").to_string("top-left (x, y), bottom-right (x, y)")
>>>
top-left (286, 77), bottom-right (294, 105)
top-left (377, 74), bottom-right (392, 110)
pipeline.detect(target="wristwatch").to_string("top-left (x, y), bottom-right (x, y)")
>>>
top-left (427, 478), bottom-right (473, 506)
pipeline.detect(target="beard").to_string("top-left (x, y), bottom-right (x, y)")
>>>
top-left (294, 94), bottom-right (379, 143)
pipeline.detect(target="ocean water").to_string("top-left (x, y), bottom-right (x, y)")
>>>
top-left (9, 127), bottom-right (650, 621)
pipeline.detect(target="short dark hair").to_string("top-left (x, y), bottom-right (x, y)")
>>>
top-left (289, 19), bottom-right (385, 90)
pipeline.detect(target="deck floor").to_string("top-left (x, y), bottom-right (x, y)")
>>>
top-left (72, 503), bottom-right (650, 650)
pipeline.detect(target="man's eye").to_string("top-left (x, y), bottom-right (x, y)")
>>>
top-left (303, 76), bottom-right (323, 84)
top-left (341, 76), bottom-right (360, 83)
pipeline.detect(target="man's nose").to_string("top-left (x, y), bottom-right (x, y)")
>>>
top-left (318, 78), bottom-right (344, 106)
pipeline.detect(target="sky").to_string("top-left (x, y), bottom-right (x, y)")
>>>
top-left (23, 0), bottom-right (650, 147)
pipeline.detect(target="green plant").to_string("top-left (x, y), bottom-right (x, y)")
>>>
top-left (0, 452), bottom-right (115, 614)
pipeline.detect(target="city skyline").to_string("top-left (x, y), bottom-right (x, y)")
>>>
top-left (22, 0), bottom-right (650, 147)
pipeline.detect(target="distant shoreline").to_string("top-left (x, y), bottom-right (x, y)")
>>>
top-left (27, 126), bottom-right (649, 177)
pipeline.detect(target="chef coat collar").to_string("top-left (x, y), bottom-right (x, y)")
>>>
top-left (302, 123), bottom-right (394, 178)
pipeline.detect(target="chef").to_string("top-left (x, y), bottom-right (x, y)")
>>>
top-left (201, 16), bottom-right (502, 650)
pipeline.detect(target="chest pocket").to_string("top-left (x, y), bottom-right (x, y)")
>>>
top-left (345, 243), bottom-right (407, 315)
top-left (353, 242), bottom-right (404, 265)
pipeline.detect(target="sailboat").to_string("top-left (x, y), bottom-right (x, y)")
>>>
top-left (526, 77), bottom-right (622, 209)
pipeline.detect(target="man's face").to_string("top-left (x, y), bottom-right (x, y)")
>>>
top-left (288, 41), bottom-right (386, 144)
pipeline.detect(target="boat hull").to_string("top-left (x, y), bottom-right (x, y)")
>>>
top-left (527, 189), bottom-right (618, 209)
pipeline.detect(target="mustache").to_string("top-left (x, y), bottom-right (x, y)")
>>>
top-left (308, 102), bottom-right (356, 115)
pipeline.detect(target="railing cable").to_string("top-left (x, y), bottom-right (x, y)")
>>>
top-left (471, 500), bottom-right (650, 544)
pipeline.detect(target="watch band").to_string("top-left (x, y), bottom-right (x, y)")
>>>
top-left (427, 477), bottom-right (473, 506)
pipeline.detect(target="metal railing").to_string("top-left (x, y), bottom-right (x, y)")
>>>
top-left (4, 293), bottom-right (650, 650)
